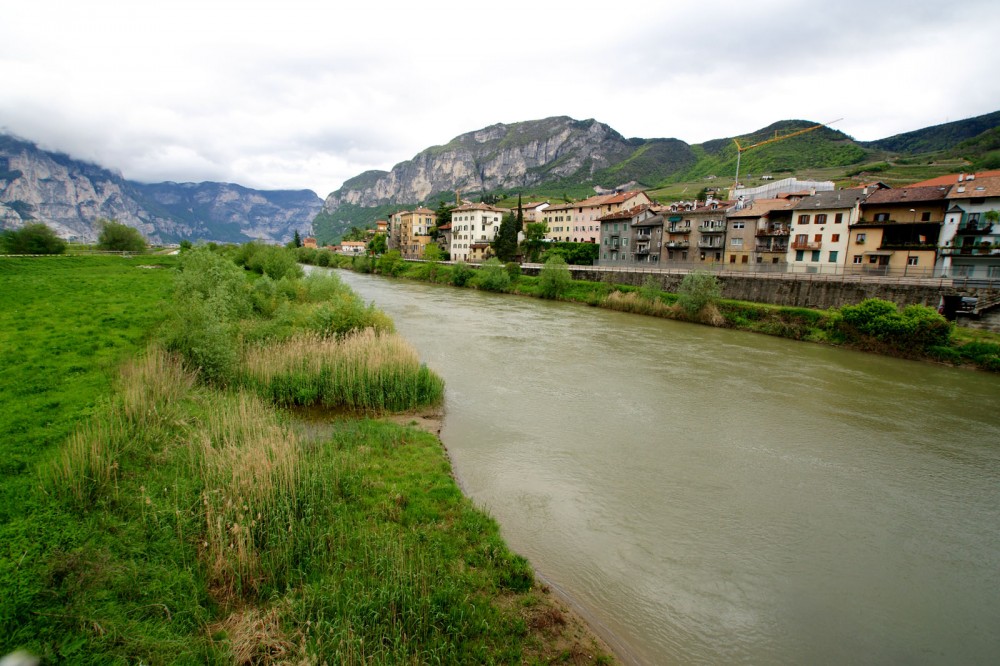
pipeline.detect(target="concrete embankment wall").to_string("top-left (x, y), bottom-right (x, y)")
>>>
top-left (521, 265), bottom-right (999, 312)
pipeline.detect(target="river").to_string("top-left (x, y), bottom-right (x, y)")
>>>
top-left (332, 268), bottom-right (1000, 665)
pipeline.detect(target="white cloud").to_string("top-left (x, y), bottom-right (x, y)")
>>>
top-left (3, 0), bottom-right (999, 198)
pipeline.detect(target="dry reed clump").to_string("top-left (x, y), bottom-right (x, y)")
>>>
top-left (239, 328), bottom-right (443, 411)
top-left (210, 606), bottom-right (296, 665)
top-left (604, 290), bottom-right (675, 318)
top-left (197, 392), bottom-right (300, 599)
top-left (698, 302), bottom-right (726, 326)
top-left (45, 348), bottom-right (196, 504)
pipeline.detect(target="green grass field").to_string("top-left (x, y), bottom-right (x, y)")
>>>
top-left (0, 253), bottom-right (611, 664)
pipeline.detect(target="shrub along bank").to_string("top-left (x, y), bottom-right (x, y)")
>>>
top-left (300, 248), bottom-right (1000, 372)
top-left (0, 252), bottom-right (611, 664)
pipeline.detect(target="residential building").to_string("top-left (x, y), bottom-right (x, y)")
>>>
top-left (785, 188), bottom-right (871, 272)
top-left (724, 198), bottom-right (798, 268)
top-left (653, 199), bottom-right (735, 266)
top-left (449, 202), bottom-right (507, 262)
top-left (436, 222), bottom-right (452, 257)
top-left (849, 185), bottom-right (949, 275)
top-left (598, 204), bottom-right (664, 264)
top-left (375, 219), bottom-right (388, 235)
top-left (937, 174), bottom-right (1000, 280)
top-left (521, 202), bottom-right (550, 226)
top-left (387, 210), bottom-right (405, 250)
top-left (398, 207), bottom-right (436, 259)
top-left (340, 240), bottom-right (366, 255)
top-left (302, 236), bottom-right (318, 249)
top-left (543, 191), bottom-right (652, 243)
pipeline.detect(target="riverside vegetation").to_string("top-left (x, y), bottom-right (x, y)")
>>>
top-left (299, 247), bottom-right (1000, 372)
top-left (0, 250), bottom-right (612, 663)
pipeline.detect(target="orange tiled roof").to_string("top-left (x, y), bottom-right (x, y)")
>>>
top-left (862, 185), bottom-right (950, 205)
top-left (946, 175), bottom-right (1000, 199)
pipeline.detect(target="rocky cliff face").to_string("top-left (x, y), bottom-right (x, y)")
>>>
top-left (322, 117), bottom-right (640, 213)
top-left (0, 134), bottom-right (322, 244)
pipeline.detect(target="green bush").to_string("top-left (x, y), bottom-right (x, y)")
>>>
top-left (538, 254), bottom-right (571, 299)
top-left (837, 298), bottom-right (952, 352)
top-left (476, 258), bottom-right (511, 292)
top-left (451, 261), bottom-right (474, 287)
top-left (316, 249), bottom-right (331, 266)
top-left (161, 297), bottom-right (237, 384)
top-left (175, 247), bottom-right (252, 319)
top-left (676, 271), bottom-right (721, 315)
top-left (96, 219), bottom-right (146, 252)
top-left (504, 262), bottom-right (521, 281)
top-left (352, 255), bottom-right (373, 273)
top-left (309, 295), bottom-right (394, 338)
top-left (0, 222), bottom-right (67, 254)
top-left (376, 250), bottom-right (406, 276)
top-left (639, 275), bottom-right (662, 303)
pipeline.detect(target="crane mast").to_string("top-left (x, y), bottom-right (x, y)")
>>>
top-left (731, 119), bottom-right (842, 196)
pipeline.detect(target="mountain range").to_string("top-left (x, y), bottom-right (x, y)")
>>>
top-left (314, 110), bottom-right (1000, 242)
top-left (0, 134), bottom-right (322, 245)
top-left (3, 110), bottom-right (999, 246)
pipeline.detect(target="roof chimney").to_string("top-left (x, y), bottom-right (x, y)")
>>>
top-left (810, 187), bottom-right (817, 196)
top-left (958, 173), bottom-right (965, 182)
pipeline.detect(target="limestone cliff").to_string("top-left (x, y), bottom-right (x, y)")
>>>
top-left (321, 117), bottom-right (655, 214)
top-left (0, 134), bottom-right (322, 244)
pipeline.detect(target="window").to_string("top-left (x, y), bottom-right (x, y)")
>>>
top-left (731, 237), bottom-right (743, 247)
top-left (795, 234), bottom-right (808, 244)
top-left (921, 212), bottom-right (931, 222)
top-left (907, 256), bottom-right (919, 266)
top-left (795, 250), bottom-right (804, 261)
top-left (829, 250), bottom-right (839, 263)
top-left (815, 214), bottom-right (827, 225)
top-left (814, 234), bottom-right (822, 242)
top-left (733, 221), bottom-right (745, 229)
top-left (856, 233), bottom-right (866, 244)
top-left (853, 255), bottom-right (863, 264)
top-left (875, 213), bottom-right (889, 222)
top-left (741, 255), bottom-right (748, 263)
top-left (798, 214), bottom-right (811, 224)
top-left (729, 255), bottom-right (736, 263)
top-left (834, 213), bottom-right (843, 224)
top-left (831, 234), bottom-right (840, 242)
top-left (811, 250), bottom-right (820, 262)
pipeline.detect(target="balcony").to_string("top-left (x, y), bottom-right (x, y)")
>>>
top-left (878, 242), bottom-right (937, 251)
top-left (665, 240), bottom-right (690, 248)
top-left (636, 245), bottom-right (650, 256)
top-left (668, 226), bottom-right (692, 234)
top-left (698, 225), bottom-right (726, 234)
top-left (939, 245), bottom-right (999, 256)
top-left (635, 232), bottom-right (653, 241)
top-left (756, 243), bottom-right (789, 253)
top-left (756, 227), bottom-right (789, 237)
top-left (697, 240), bottom-right (723, 249)
top-left (956, 222), bottom-right (994, 235)
top-left (791, 240), bottom-right (821, 250)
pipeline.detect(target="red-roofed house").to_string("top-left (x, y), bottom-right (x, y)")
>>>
top-left (849, 185), bottom-right (950, 275)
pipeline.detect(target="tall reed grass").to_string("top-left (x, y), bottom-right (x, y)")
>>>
top-left (239, 328), bottom-right (444, 412)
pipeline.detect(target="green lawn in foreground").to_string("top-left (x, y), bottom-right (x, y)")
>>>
top-left (0, 253), bottom-right (609, 663)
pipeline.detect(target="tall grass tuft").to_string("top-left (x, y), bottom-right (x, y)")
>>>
top-left (45, 348), bottom-right (196, 504)
top-left (604, 290), bottom-right (676, 317)
top-left (239, 329), bottom-right (444, 412)
top-left (196, 392), bottom-right (300, 599)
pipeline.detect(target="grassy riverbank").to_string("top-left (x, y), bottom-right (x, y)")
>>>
top-left (0, 253), bottom-right (612, 664)
top-left (309, 249), bottom-right (1000, 372)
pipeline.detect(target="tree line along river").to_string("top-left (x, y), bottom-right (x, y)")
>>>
top-left (330, 267), bottom-right (1000, 665)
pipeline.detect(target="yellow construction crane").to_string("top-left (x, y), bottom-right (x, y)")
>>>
top-left (732, 118), bottom-right (842, 193)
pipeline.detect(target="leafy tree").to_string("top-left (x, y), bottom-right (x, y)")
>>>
top-left (451, 260), bottom-right (473, 286)
top-left (290, 229), bottom-right (302, 248)
top-left (179, 239), bottom-right (193, 251)
top-left (376, 249), bottom-right (406, 276)
top-left (676, 271), bottom-right (721, 316)
top-left (343, 226), bottom-right (367, 242)
top-left (434, 201), bottom-right (454, 238)
top-left (96, 219), bottom-right (146, 252)
top-left (422, 242), bottom-right (443, 262)
top-left (538, 254), bottom-right (571, 299)
top-left (639, 275), bottom-right (662, 303)
top-left (0, 222), bottom-right (67, 254)
top-left (492, 212), bottom-right (520, 262)
top-left (367, 233), bottom-right (387, 256)
top-left (523, 222), bottom-right (549, 262)
top-left (476, 258), bottom-right (511, 292)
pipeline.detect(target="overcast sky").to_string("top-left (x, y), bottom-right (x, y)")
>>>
top-left (3, 0), bottom-right (999, 197)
